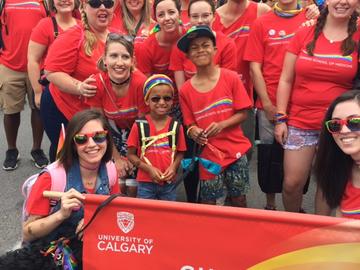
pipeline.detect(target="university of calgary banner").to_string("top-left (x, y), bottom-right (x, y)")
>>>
top-left (83, 194), bottom-right (360, 270)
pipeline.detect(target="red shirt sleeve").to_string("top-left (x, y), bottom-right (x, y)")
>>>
top-left (169, 47), bottom-right (186, 71)
top-left (243, 18), bottom-right (264, 63)
top-left (218, 38), bottom-right (237, 71)
top-left (44, 25), bottom-right (83, 74)
top-left (30, 17), bottom-right (53, 46)
top-left (286, 26), bottom-right (313, 56)
top-left (135, 38), bottom-right (152, 74)
top-left (110, 178), bottom-right (120, 194)
top-left (231, 71), bottom-right (252, 110)
top-left (127, 123), bottom-right (140, 149)
top-left (179, 82), bottom-right (197, 127)
top-left (176, 125), bottom-right (187, 152)
top-left (26, 172), bottom-right (52, 216)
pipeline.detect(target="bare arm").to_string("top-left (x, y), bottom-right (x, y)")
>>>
top-left (23, 189), bottom-right (85, 242)
top-left (46, 72), bottom-right (97, 97)
top-left (257, 2), bottom-right (271, 17)
top-left (27, 41), bottom-right (47, 108)
top-left (250, 62), bottom-right (276, 120)
top-left (162, 151), bottom-right (185, 182)
top-left (274, 52), bottom-right (297, 145)
top-left (174, 71), bottom-right (186, 90)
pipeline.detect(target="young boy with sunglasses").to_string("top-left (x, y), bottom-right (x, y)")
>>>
top-left (127, 74), bottom-right (186, 200)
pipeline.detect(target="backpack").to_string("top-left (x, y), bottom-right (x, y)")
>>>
top-left (0, 0), bottom-right (50, 50)
top-left (135, 117), bottom-right (180, 167)
top-left (21, 161), bottom-right (118, 222)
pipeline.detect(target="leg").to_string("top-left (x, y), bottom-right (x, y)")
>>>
top-left (183, 136), bottom-right (200, 202)
top-left (257, 110), bottom-right (280, 209)
top-left (137, 182), bottom-right (157, 199)
top-left (199, 177), bottom-right (223, 205)
top-left (282, 146), bottom-right (316, 212)
top-left (4, 112), bottom-right (20, 149)
top-left (158, 183), bottom-right (177, 201)
top-left (40, 87), bottom-right (68, 162)
top-left (225, 156), bottom-right (250, 207)
top-left (30, 108), bottom-right (44, 150)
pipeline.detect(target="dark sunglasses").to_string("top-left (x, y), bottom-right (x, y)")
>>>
top-left (325, 117), bottom-right (360, 134)
top-left (87, 0), bottom-right (114, 9)
top-left (150, 96), bottom-right (173, 103)
top-left (74, 130), bottom-right (108, 145)
top-left (107, 32), bottom-right (134, 43)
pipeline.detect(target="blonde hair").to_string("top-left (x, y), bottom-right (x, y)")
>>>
top-left (80, 2), bottom-right (98, 56)
top-left (121, 0), bottom-right (151, 36)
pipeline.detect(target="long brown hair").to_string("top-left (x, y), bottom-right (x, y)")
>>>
top-left (121, 0), bottom-right (151, 36)
top-left (306, 7), bottom-right (358, 56)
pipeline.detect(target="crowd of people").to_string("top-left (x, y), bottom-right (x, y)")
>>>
top-left (1, 0), bottom-right (360, 265)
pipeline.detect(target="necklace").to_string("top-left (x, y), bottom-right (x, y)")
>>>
top-left (110, 76), bottom-right (131, 86)
top-left (273, 3), bottom-right (303, 18)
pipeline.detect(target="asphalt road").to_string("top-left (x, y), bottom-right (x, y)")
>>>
top-left (0, 106), bottom-right (316, 255)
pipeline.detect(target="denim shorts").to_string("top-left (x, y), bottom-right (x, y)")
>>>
top-left (283, 126), bottom-right (320, 150)
top-left (137, 182), bottom-right (177, 201)
top-left (200, 156), bottom-right (250, 201)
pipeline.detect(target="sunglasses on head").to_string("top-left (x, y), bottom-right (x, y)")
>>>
top-left (74, 130), bottom-right (108, 145)
top-left (87, 0), bottom-right (114, 9)
top-left (107, 32), bottom-right (134, 43)
top-left (150, 96), bottom-right (173, 103)
top-left (325, 117), bottom-right (360, 134)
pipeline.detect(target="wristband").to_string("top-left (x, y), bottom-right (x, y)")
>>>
top-left (274, 112), bottom-right (288, 124)
top-left (186, 125), bottom-right (197, 137)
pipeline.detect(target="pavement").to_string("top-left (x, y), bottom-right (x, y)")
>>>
top-left (0, 106), bottom-right (316, 255)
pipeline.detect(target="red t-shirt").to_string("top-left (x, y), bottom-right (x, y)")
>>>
top-left (180, 10), bottom-right (190, 28)
top-left (169, 31), bottom-right (237, 79)
top-left (243, 11), bottom-right (307, 109)
top-left (85, 70), bottom-right (148, 129)
top-left (134, 29), bottom-right (185, 80)
top-left (30, 18), bottom-right (80, 69)
top-left (179, 68), bottom-right (252, 180)
top-left (212, 2), bottom-right (258, 97)
top-left (340, 180), bottom-right (360, 219)
top-left (110, 4), bottom-right (123, 30)
top-left (286, 26), bottom-right (359, 130)
top-left (0, 0), bottom-right (47, 71)
top-left (26, 171), bottom-right (120, 216)
top-left (127, 115), bottom-right (187, 182)
top-left (44, 25), bottom-right (105, 120)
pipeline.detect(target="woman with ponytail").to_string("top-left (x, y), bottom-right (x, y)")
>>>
top-left (274, 0), bottom-right (360, 213)
top-left (42, 0), bottom-right (115, 162)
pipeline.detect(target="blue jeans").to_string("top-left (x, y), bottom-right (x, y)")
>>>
top-left (137, 182), bottom-right (177, 201)
top-left (40, 87), bottom-right (68, 162)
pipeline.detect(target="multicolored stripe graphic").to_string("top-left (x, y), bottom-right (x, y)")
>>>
top-left (269, 33), bottom-right (295, 41)
top-left (7, 1), bottom-right (40, 7)
top-left (302, 50), bottom-right (353, 62)
top-left (104, 107), bottom-right (138, 117)
top-left (152, 141), bottom-right (169, 148)
top-left (194, 98), bottom-right (233, 115)
top-left (341, 209), bottom-right (360, 215)
top-left (228, 26), bottom-right (250, 38)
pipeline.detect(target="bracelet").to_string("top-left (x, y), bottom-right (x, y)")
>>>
top-left (274, 112), bottom-right (288, 124)
top-left (186, 125), bottom-right (197, 138)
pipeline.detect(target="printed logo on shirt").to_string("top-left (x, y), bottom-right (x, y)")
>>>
top-left (194, 97), bottom-right (234, 121)
top-left (268, 33), bottom-right (295, 41)
top-left (300, 49), bottom-right (353, 68)
top-left (6, 1), bottom-right (41, 10)
top-left (268, 29), bottom-right (276, 36)
top-left (228, 26), bottom-right (250, 39)
top-left (104, 107), bottom-right (139, 118)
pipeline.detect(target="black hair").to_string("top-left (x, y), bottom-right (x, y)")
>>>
top-left (314, 90), bottom-right (360, 209)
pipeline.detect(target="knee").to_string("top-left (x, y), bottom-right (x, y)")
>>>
top-left (282, 177), bottom-right (306, 194)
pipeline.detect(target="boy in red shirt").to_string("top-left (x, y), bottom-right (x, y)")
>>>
top-left (178, 26), bottom-right (251, 206)
top-left (127, 74), bottom-right (186, 200)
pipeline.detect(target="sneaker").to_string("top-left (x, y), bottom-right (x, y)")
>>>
top-left (31, 149), bottom-right (49, 169)
top-left (3, 149), bottom-right (20, 171)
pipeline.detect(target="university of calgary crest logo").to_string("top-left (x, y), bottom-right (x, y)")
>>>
top-left (117, 212), bottom-right (135, 234)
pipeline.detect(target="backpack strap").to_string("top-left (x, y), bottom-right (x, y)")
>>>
top-left (105, 161), bottom-right (118, 188)
top-left (136, 117), bottom-right (180, 166)
top-left (46, 161), bottom-right (67, 194)
top-left (51, 16), bottom-right (59, 39)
